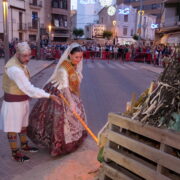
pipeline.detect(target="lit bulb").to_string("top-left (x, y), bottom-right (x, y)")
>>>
top-left (107, 6), bottom-right (116, 16)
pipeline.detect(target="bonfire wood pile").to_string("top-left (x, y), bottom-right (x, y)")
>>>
top-left (126, 59), bottom-right (180, 129)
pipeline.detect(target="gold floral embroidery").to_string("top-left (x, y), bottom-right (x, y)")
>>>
top-left (61, 60), bottom-right (80, 96)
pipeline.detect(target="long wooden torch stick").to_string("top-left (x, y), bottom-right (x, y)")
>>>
top-left (58, 94), bottom-right (98, 144)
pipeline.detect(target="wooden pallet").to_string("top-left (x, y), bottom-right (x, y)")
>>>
top-left (98, 113), bottom-right (180, 180)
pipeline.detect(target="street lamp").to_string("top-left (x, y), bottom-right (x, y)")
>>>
top-left (37, 17), bottom-right (41, 59)
top-left (2, 0), bottom-right (10, 63)
top-left (112, 20), bottom-right (116, 45)
top-left (48, 25), bottom-right (52, 44)
top-left (137, 0), bottom-right (143, 45)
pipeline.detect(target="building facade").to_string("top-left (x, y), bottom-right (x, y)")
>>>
top-left (99, 4), bottom-right (137, 44)
top-left (136, 13), bottom-right (156, 41)
top-left (70, 10), bottom-right (77, 39)
top-left (77, 0), bottom-right (101, 30)
top-left (0, 0), bottom-right (71, 42)
top-left (85, 24), bottom-right (106, 39)
top-left (117, 0), bottom-right (164, 21)
top-left (25, 0), bottom-right (45, 41)
top-left (45, 0), bottom-right (71, 41)
top-left (0, 0), bottom-right (26, 41)
top-left (158, 0), bottom-right (180, 45)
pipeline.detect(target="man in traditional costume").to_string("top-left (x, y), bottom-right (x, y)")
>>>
top-left (0, 42), bottom-right (60, 162)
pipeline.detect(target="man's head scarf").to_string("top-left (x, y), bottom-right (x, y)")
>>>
top-left (16, 42), bottom-right (31, 54)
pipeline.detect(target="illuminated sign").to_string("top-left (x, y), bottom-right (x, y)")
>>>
top-left (92, 24), bottom-right (106, 38)
top-left (151, 24), bottom-right (158, 29)
top-left (99, 0), bottom-right (113, 7)
top-left (138, 10), bottom-right (144, 16)
top-left (118, 8), bottom-right (130, 15)
top-left (107, 6), bottom-right (116, 16)
top-left (80, 0), bottom-right (96, 4)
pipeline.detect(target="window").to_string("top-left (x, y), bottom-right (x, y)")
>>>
top-left (62, 0), bottom-right (67, 9)
top-left (143, 5), bottom-right (152, 10)
top-left (59, 0), bottom-right (63, 8)
top-left (19, 32), bottom-right (23, 41)
top-left (32, 12), bottom-right (38, 29)
top-left (101, 17), bottom-right (103, 23)
top-left (32, 0), bottom-right (37, 6)
top-left (52, 0), bottom-right (58, 8)
top-left (123, 27), bottom-right (128, 35)
top-left (52, 0), bottom-right (68, 9)
top-left (131, 29), bottom-right (133, 36)
top-left (54, 29), bottom-right (68, 34)
top-left (52, 14), bottom-right (68, 28)
top-left (134, 6), bottom-right (140, 10)
top-left (124, 15), bottom-right (128, 22)
top-left (64, 16), bottom-right (67, 27)
top-left (29, 35), bottom-right (36, 41)
top-left (19, 12), bottom-right (23, 30)
top-left (152, 4), bottom-right (160, 9)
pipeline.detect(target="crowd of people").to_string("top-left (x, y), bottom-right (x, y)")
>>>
top-left (0, 39), bottom-right (179, 67)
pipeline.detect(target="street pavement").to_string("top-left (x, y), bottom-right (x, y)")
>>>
top-left (0, 58), bottom-right (163, 179)
top-left (0, 58), bottom-right (99, 180)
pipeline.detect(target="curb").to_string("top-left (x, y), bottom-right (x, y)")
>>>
top-left (31, 60), bottom-right (55, 78)
top-left (141, 66), bottom-right (163, 74)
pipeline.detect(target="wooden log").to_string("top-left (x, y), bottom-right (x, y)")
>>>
top-left (108, 113), bottom-right (180, 150)
top-left (104, 147), bottom-right (171, 180)
top-left (102, 163), bottom-right (133, 180)
top-left (107, 130), bottom-right (180, 174)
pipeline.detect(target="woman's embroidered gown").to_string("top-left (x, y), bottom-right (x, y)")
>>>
top-left (27, 61), bottom-right (87, 156)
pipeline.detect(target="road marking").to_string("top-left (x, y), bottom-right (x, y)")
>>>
top-left (123, 64), bottom-right (137, 70)
top-left (114, 63), bottom-right (127, 69)
top-left (107, 63), bottom-right (117, 69)
top-left (96, 62), bottom-right (105, 68)
top-left (85, 61), bottom-right (139, 70)
top-left (86, 63), bottom-right (94, 68)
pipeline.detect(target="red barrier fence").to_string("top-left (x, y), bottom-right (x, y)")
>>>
top-left (27, 48), bottom-right (161, 64)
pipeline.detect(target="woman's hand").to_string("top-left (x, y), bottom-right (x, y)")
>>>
top-left (50, 95), bottom-right (61, 105)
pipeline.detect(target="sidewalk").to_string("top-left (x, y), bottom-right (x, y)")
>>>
top-left (0, 58), bottom-right (54, 98)
top-left (0, 57), bottom-right (100, 180)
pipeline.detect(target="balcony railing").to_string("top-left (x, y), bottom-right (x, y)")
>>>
top-left (160, 16), bottom-right (180, 28)
top-left (18, 23), bottom-right (28, 31)
top-left (28, 22), bottom-right (38, 29)
top-left (28, 22), bottom-right (45, 30)
top-left (29, 0), bottom-right (42, 8)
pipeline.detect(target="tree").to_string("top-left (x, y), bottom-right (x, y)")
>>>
top-left (133, 34), bottom-right (139, 41)
top-left (103, 31), bottom-right (113, 40)
top-left (73, 28), bottom-right (84, 39)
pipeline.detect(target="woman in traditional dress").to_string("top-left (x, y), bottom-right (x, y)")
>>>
top-left (27, 43), bottom-right (87, 156)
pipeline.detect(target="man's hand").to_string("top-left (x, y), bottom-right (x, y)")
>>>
top-left (50, 95), bottom-right (61, 105)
